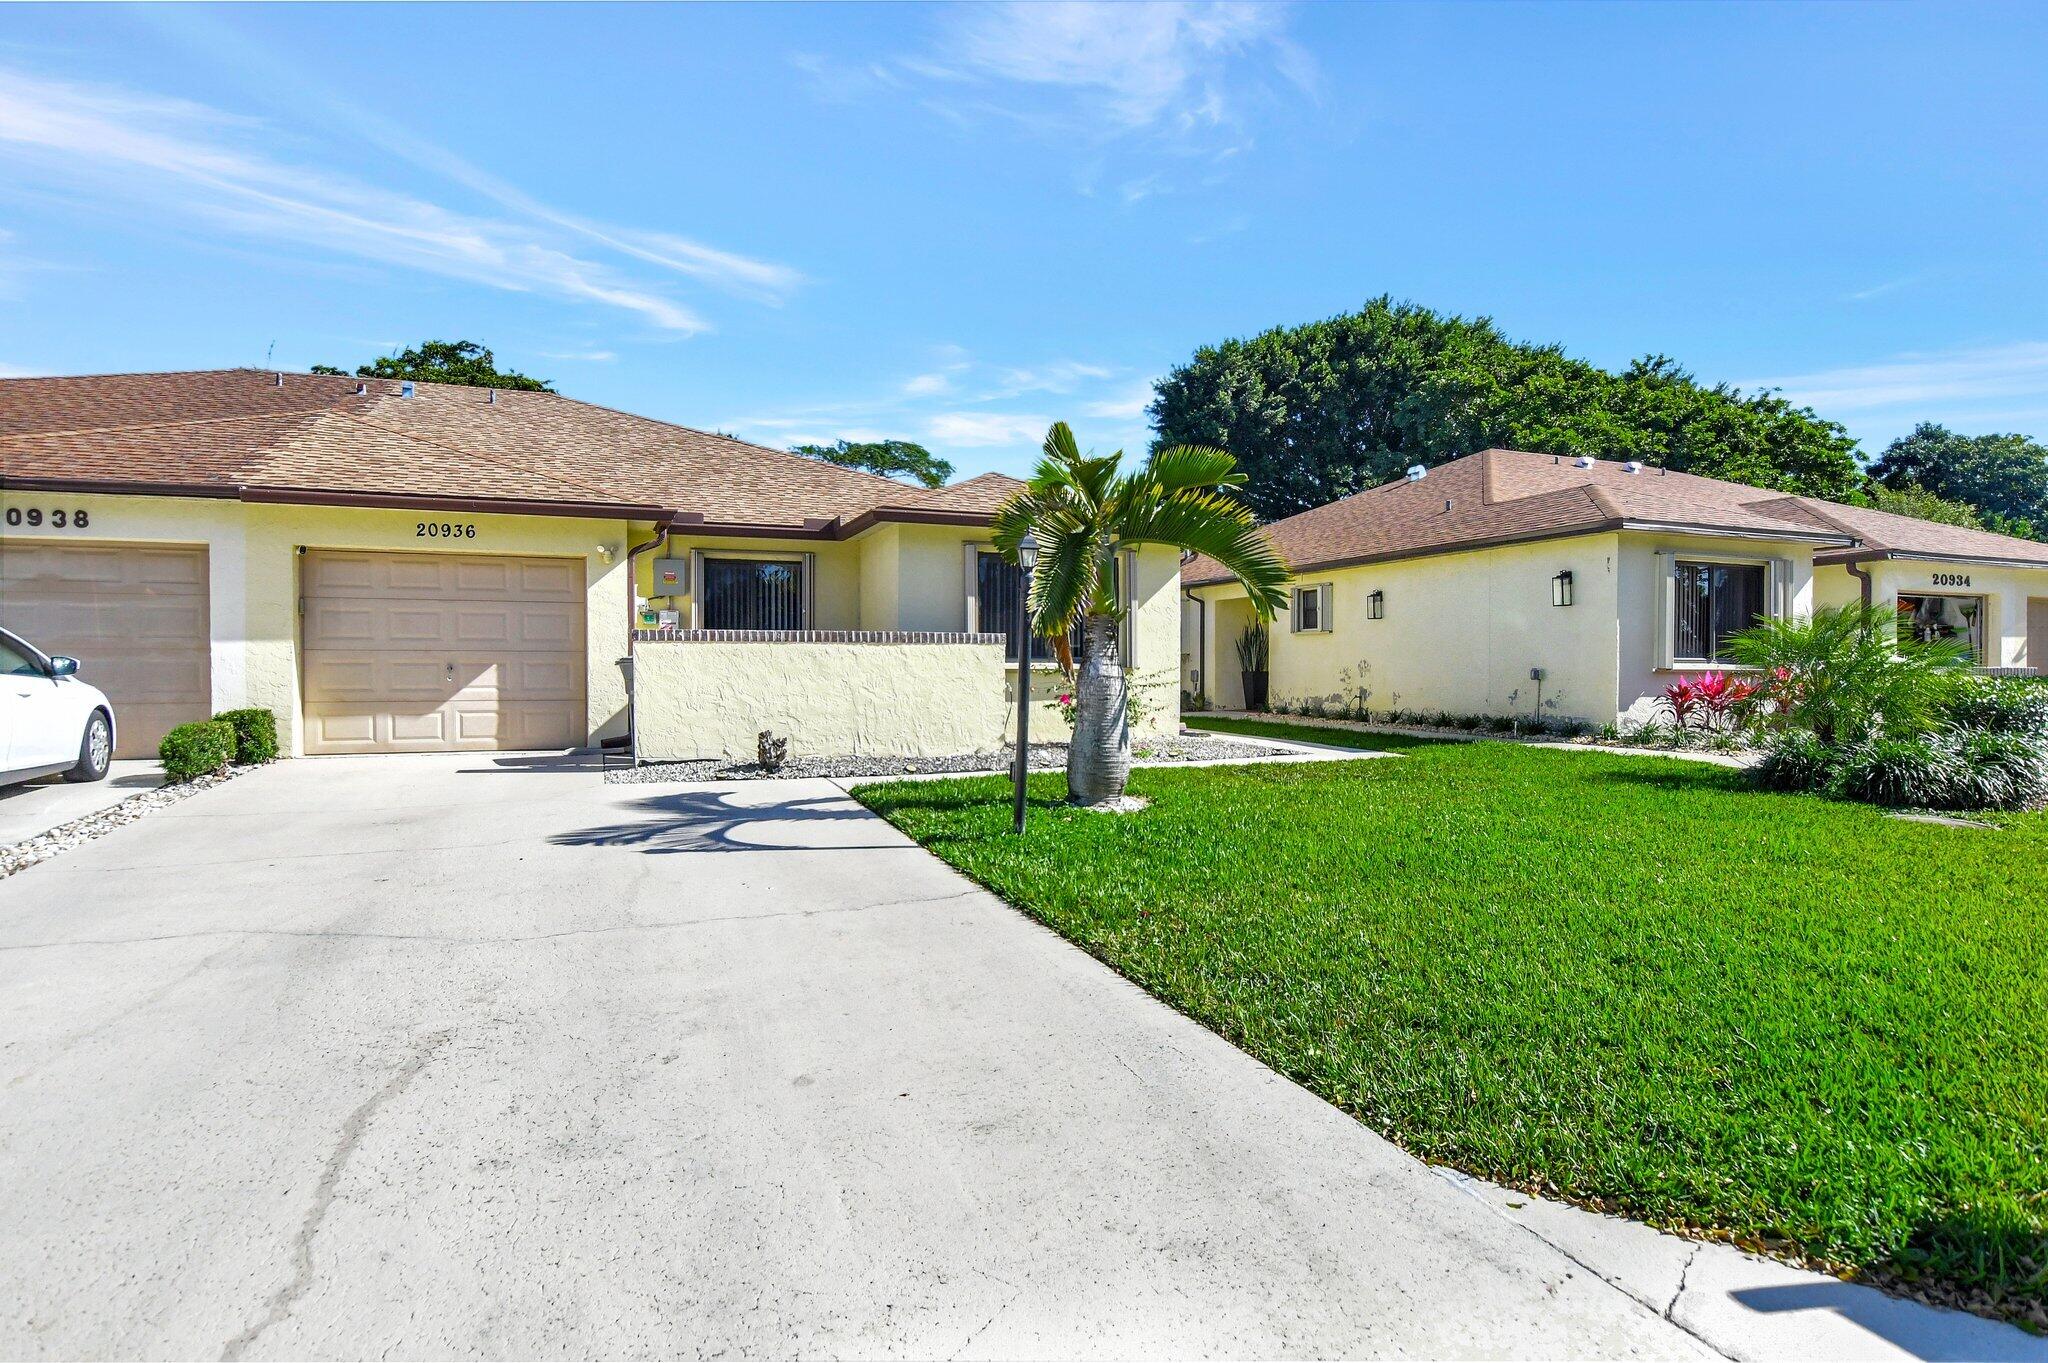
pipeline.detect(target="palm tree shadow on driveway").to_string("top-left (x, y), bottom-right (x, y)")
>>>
top-left (547, 789), bottom-right (902, 855)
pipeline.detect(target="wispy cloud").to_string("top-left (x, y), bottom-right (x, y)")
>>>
top-left (1842, 274), bottom-right (1926, 304)
top-left (928, 411), bottom-right (1054, 447)
top-left (0, 68), bottom-right (798, 333)
top-left (903, 371), bottom-right (953, 397)
top-left (794, 2), bottom-right (1316, 190)
top-left (536, 347), bottom-right (619, 363)
top-left (1744, 341), bottom-right (2048, 414)
top-left (1083, 381), bottom-right (1159, 422)
top-left (985, 360), bottom-right (1115, 398)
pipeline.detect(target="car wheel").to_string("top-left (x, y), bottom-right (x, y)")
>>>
top-left (63, 711), bottom-right (113, 784)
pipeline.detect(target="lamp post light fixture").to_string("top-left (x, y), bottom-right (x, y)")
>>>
top-left (1552, 570), bottom-right (1574, 607)
top-left (1366, 589), bottom-right (1385, 620)
top-left (1012, 530), bottom-right (1040, 835)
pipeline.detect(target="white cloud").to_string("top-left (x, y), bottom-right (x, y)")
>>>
top-left (903, 371), bottom-right (952, 396)
top-left (536, 348), bottom-right (618, 363)
top-left (1743, 342), bottom-right (2048, 415)
top-left (0, 69), bottom-right (799, 332)
top-left (1083, 381), bottom-right (1159, 421)
top-left (928, 412), bottom-right (1053, 447)
top-left (987, 360), bottom-right (1115, 397)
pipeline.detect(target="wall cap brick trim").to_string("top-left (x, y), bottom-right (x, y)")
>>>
top-left (635, 628), bottom-right (1006, 646)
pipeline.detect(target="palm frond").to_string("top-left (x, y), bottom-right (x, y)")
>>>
top-left (1143, 443), bottom-right (1245, 495)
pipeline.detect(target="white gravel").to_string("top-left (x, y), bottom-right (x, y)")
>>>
top-left (0, 765), bottom-right (259, 879)
top-left (607, 735), bottom-right (1292, 784)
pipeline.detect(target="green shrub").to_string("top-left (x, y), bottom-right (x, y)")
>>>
top-left (1727, 604), bottom-right (1971, 744)
top-left (1943, 729), bottom-right (2048, 810)
top-left (212, 707), bottom-right (278, 765)
top-left (159, 720), bottom-right (236, 782)
top-left (1753, 731), bottom-right (1844, 793)
top-left (1940, 676), bottom-right (2048, 737)
top-left (1835, 737), bottom-right (1962, 808)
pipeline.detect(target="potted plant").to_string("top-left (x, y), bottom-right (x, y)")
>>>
top-left (1235, 619), bottom-right (1270, 711)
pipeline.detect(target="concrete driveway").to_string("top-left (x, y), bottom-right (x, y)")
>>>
top-left (0, 755), bottom-right (2031, 1360)
top-left (0, 758), bottom-right (164, 845)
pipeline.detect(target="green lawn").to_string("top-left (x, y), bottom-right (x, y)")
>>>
top-left (854, 720), bottom-right (2048, 1323)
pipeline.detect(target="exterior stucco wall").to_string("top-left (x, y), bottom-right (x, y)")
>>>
top-left (633, 636), bottom-right (1012, 760)
top-left (1614, 531), bottom-right (1817, 723)
top-left (0, 490), bottom-right (637, 756)
top-left (1192, 534), bottom-right (1624, 725)
top-left (1815, 558), bottom-right (2048, 670)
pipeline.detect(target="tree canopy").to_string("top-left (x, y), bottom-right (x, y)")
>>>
top-left (313, 340), bottom-right (552, 392)
top-left (1148, 297), bottom-right (1863, 521)
top-left (1867, 422), bottom-right (2046, 539)
top-left (789, 438), bottom-right (953, 488)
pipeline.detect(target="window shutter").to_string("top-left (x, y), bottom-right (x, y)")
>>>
top-left (963, 543), bottom-right (982, 633)
top-left (1768, 558), bottom-right (1794, 619)
top-left (1290, 587), bottom-right (1304, 633)
top-left (1318, 584), bottom-right (1334, 631)
top-left (1654, 551), bottom-right (1676, 669)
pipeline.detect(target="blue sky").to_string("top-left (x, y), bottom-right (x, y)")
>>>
top-left (2, 2), bottom-right (2045, 481)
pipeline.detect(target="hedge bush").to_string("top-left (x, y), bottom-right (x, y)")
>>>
top-left (1834, 737), bottom-right (1961, 808)
top-left (1753, 731), bottom-right (1844, 793)
top-left (159, 720), bottom-right (236, 782)
top-left (212, 707), bottom-right (279, 765)
top-left (1940, 675), bottom-right (2048, 737)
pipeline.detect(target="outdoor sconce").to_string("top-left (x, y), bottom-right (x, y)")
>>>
top-left (1367, 589), bottom-right (1385, 620)
top-left (1552, 570), bottom-right (1574, 607)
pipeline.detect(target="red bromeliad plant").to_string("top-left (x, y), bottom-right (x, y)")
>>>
top-left (1658, 677), bottom-right (1706, 732)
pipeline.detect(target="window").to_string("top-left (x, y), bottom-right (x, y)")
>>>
top-left (1674, 561), bottom-right (1765, 663)
top-left (1897, 593), bottom-right (1986, 663)
top-left (972, 548), bottom-right (1133, 665)
top-left (701, 557), bottom-right (806, 630)
top-left (0, 636), bottom-right (41, 677)
top-left (1291, 583), bottom-right (1332, 633)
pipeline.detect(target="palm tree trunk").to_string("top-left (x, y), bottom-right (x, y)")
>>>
top-left (1067, 613), bottom-right (1131, 805)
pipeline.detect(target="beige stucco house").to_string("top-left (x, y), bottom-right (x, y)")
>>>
top-left (1182, 449), bottom-right (2048, 728)
top-left (0, 369), bottom-right (1180, 762)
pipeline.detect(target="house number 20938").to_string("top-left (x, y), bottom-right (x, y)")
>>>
top-left (1931, 572), bottom-right (1972, 588)
top-left (4, 507), bottom-right (90, 529)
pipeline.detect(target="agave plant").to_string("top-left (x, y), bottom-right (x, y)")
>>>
top-left (992, 422), bottom-right (1289, 806)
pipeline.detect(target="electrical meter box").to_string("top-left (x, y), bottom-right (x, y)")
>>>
top-left (651, 557), bottom-right (689, 595)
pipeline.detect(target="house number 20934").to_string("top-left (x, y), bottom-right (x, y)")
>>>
top-left (1931, 572), bottom-right (1972, 588)
top-left (4, 506), bottom-right (90, 529)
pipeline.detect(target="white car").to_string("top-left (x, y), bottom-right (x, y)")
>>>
top-left (1, 626), bottom-right (115, 787)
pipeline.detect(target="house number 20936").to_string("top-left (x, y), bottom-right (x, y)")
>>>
top-left (4, 506), bottom-right (90, 529)
top-left (1931, 572), bottom-right (1972, 588)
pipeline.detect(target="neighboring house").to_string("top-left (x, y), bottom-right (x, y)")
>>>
top-left (1181, 449), bottom-right (2048, 728)
top-left (0, 370), bottom-right (1180, 760)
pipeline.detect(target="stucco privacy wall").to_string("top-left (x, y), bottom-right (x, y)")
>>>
top-left (1191, 534), bottom-right (1624, 725)
top-left (632, 635), bottom-right (1013, 760)
top-left (1815, 559), bottom-right (2048, 670)
top-left (0, 490), bottom-right (637, 756)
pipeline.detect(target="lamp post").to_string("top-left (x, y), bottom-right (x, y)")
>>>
top-left (1012, 530), bottom-right (1040, 834)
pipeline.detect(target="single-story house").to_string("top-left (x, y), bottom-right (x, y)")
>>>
top-left (1181, 448), bottom-right (2048, 727)
top-left (0, 369), bottom-right (1181, 760)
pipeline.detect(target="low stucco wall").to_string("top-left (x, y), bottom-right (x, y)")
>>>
top-left (633, 631), bottom-right (1014, 760)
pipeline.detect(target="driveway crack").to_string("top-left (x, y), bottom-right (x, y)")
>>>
top-left (219, 1028), bottom-right (453, 1361)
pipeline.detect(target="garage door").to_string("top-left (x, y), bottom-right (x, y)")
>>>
top-left (0, 541), bottom-right (211, 758)
top-left (301, 550), bottom-right (586, 754)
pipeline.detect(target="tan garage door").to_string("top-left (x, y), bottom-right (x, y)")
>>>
top-left (301, 550), bottom-right (586, 755)
top-left (0, 541), bottom-right (211, 758)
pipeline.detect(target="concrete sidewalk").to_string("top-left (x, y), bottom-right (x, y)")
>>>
top-left (0, 758), bottom-right (164, 846)
top-left (0, 754), bottom-right (2032, 1359)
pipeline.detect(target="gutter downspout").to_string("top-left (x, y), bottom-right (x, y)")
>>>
top-left (1846, 557), bottom-right (1875, 607)
top-left (623, 516), bottom-right (677, 766)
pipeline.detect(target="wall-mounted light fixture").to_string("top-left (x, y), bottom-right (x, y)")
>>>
top-left (596, 544), bottom-right (616, 564)
top-left (1552, 570), bottom-right (1574, 607)
top-left (1367, 589), bottom-right (1385, 620)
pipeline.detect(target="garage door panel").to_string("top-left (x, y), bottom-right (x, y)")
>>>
top-left (0, 541), bottom-right (210, 758)
top-left (301, 550), bottom-right (585, 755)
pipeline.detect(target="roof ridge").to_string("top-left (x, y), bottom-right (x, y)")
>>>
top-left (1583, 484), bottom-right (1627, 520)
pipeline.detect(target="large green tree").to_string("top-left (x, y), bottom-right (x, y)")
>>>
top-left (313, 340), bottom-right (552, 392)
top-left (1148, 298), bottom-right (1862, 520)
top-left (789, 439), bottom-right (953, 488)
top-left (1867, 422), bottom-right (2047, 538)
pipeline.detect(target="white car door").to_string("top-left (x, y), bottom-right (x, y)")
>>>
top-left (1, 636), bottom-right (78, 771)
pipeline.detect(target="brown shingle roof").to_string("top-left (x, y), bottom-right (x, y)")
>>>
top-left (0, 368), bottom-right (1007, 532)
top-left (1799, 499), bottom-right (2048, 567)
top-left (1184, 449), bottom-right (1866, 586)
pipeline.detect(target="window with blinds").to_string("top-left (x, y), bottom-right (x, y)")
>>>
top-left (702, 557), bottom-right (806, 630)
top-left (1674, 561), bottom-right (1764, 663)
top-left (975, 550), bottom-right (1131, 665)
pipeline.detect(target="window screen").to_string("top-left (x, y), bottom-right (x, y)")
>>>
top-left (702, 558), bottom-right (806, 630)
top-left (1674, 561), bottom-right (1765, 663)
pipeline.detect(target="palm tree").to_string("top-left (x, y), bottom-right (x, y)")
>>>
top-left (992, 422), bottom-right (1289, 807)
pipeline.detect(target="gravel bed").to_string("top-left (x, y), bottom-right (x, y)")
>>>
top-left (607, 734), bottom-right (1294, 784)
top-left (0, 765), bottom-right (259, 879)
